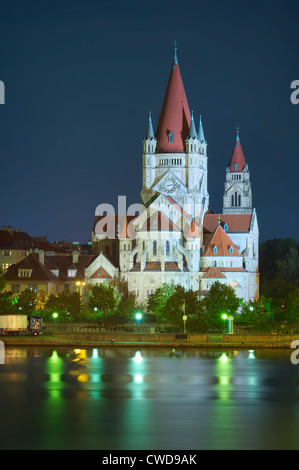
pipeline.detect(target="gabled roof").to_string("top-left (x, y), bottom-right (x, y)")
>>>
top-left (165, 196), bottom-right (191, 219)
top-left (5, 252), bottom-right (96, 283)
top-left (202, 266), bottom-right (226, 279)
top-left (203, 224), bottom-right (241, 257)
top-left (156, 59), bottom-right (191, 154)
top-left (5, 253), bottom-right (58, 282)
top-left (203, 213), bottom-right (252, 234)
top-left (140, 211), bottom-right (181, 232)
top-left (90, 267), bottom-right (112, 279)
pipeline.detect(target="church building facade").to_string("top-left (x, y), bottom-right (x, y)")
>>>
top-left (91, 50), bottom-right (259, 305)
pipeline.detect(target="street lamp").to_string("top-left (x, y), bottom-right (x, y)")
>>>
top-left (221, 313), bottom-right (234, 334)
top-left (76, 281), bottom-right (86, 298)
top-left (52, 312), bottom-right (58, 334)
top-left (182, 300), bottom-right (187, 334)
top-left (135, 312), bottom-right (142, 332)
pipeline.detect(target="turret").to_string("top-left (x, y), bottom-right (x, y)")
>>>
top-left (185, 218), bottom-right (201, 272)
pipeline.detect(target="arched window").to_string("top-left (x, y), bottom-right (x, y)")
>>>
top-left (153, 241), bottom-right (157, 256)
top-left (166, 240), bottom-right (170, 256)
top-left (213, 246), bottom-right (218, 255)
top-left (235, 192), bottom-right (238, 207)
top-left (169, 132), bottom-right (174, 143)
top-left (224, 223), bottom-right (229, 232)
top-left (231, 195), bottom-right (234, 206)
top-left (229, 246), bottom-right (233, 254)
top-left (238, 195), bottom-right (241, 206)
top-left (234, 163), bottom-right (238, 170)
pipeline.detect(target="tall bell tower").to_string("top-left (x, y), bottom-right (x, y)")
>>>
top-left (223, 129), bottom-right (252, 214)
top-left (140, 45), bottom-right (209, 222)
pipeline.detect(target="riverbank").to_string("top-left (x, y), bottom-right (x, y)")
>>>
top-left (1, 332), bottom-right (299, 348)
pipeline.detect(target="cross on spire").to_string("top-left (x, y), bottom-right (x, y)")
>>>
top-left (236, 125), bottom-right (240, 141)
top-left (173, 40), bottom-right (179, 63)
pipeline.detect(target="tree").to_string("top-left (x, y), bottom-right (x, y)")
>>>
top-left (201, 282), bottom-right (240, 330)
top-left (45, 291), bottom-right (82, 321)
top-left (285, 289), bottom-right (299, 323)
top-left (88, 283), bottom-right (119, 319)
top-left (0, 268), bottom-right (6, 293)
top-left (0, 291), bottom-right (17, 315)
top-left (17, 289), bottom-right (37, 314)
top-left (277, 247), bottom-right (299, 285)
top-left (147, 284), bottom-right (201, 330)
top-left (236, 296), bottom-right (275, 324)
top-left (259, 238), bottom-right (299, 296)
top-left (147, 283), bottom-right (177, 324)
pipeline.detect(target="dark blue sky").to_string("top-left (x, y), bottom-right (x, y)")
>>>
top-left (0, 0), bottom-right (298, 243)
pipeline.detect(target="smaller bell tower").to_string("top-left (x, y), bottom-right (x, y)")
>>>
top-left (223, 128), bottom-right (252, 214)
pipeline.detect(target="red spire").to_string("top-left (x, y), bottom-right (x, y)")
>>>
top-left (186, 219), bottom-right (200, 238)
top-left (228, 131), bottom-right (248, 173)
top-left (156, 60), bottom-right (191, 154)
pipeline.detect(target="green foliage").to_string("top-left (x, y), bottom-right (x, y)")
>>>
top-left (147, 283), bottom-right (201, 331)
top-left (285, 289), bottom-right (299, 323)
top-left (44, 291), bottom-right (82, 321)
top-left (259, 238), bottom-right (299, 297)
top-left (200, 282), bottom-right (240, 330)
top-left (17, 289), bottom-right (37, 314)
top-left (147, 283), bottom-right (177, 323)
top-left (88, 283), bottom-right (119, 319)
top-left (0, 291), bottom-right (18, 315)
top-left (236, 296), bottom-right (274, 324)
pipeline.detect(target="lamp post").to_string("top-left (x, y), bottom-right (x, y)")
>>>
top-left (221, 313), bottom-right (234, 334)
top-left (52, 312), bottom-right (58, 334)
top-left (222, 313), bottom-right (228, 334)
top-left (182, 300), bottom-right (187, 334)
top-left (135, 313), bottom-right (142, 332)
top-left (76, 281), bottom-right (86, 298)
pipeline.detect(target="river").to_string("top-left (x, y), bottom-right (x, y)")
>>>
top-left (0, 347), bottom-right (298, 450)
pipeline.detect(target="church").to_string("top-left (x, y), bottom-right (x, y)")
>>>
top-left (90, 48), bottom-right (259, 305)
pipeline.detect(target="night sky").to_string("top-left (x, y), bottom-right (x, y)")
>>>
top-left (0, 0), bottom-right (298, 243)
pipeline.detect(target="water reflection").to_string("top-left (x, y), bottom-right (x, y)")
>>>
top-left (0, 346), bottom-right (298, 449)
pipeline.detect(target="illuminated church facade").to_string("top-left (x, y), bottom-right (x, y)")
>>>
top-left (90, 49), bottom-right (259, 305)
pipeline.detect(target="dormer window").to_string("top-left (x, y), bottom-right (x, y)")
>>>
top-left (234, 163), bottom-right (238, 170)
top-left (229, 246), bottom-right (233, 254)
top-left (213, 246), bottom-right (218, 255)
top-left (18, 269), bottom-right (32, 278)
top-left (224, 223), bottom-right (229, 232)
top-left (168, 132), bottom-right (174, 144)
top-left (68, 269), bottom-right (77, 278)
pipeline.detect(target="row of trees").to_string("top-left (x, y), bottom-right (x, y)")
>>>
top-left (0, 282), bottom-right (144, 323)
top-left (147, 282), bottom-right (299, 331)
top-left (0, 237), bottom-right (298, 330)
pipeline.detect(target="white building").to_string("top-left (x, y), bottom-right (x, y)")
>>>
top-left (90, 50), bottom-right (259, 305)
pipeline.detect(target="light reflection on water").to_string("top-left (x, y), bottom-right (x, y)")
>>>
top-left (0, 347), bottom-right (298, 450)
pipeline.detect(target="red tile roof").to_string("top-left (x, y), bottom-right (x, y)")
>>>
top-left (204, 214), bottom-right (252, 234)
top-left (202, 266), bottom-right (226, 279)
top-left (203, 225), bottom-right (241, 257)
top-left (156, 60), bottom-right (191, 154)
top-left (228, 137), bottom-right (248, 173)
top-left (186, 219), bottom-right (200, 238)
